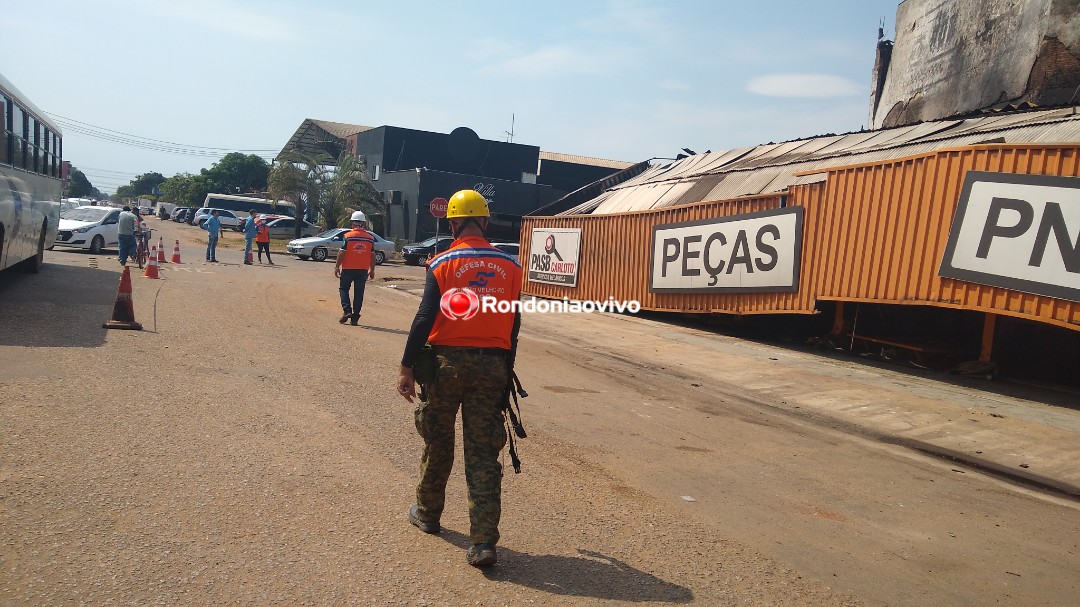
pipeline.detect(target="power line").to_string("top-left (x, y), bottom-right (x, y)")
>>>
top-left (48, 113), bottom-right (279, 153)
top-left (58, 121), bottom-right (276, 160)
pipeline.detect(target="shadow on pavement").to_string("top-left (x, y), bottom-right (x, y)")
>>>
top-left (357, 324), bottom-right (410, 336)
top-left (0, 259), bottom-right (120, 348)
top-left (435, 529), bottom-right (693, 603)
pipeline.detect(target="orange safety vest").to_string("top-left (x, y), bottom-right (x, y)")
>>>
top-left (427, 235), bottom-right (522, 350)
top-left (255, 222), bottom-right (269, 243)
top-left (339, 228), bottom-right (375, 270)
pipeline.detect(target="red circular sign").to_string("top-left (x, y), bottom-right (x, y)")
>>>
top-left (429, 197), bottom-right (448, 218)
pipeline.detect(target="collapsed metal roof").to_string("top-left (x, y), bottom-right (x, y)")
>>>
top-left (557, 106), bottom-right (1080, 215)
top-left (538, 151), bottom-right (635, 170)
top-left (278, 119), bottom-right (374, 160)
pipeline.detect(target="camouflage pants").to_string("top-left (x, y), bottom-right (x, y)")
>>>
top-left (414, 348), bottom-right (508, 545)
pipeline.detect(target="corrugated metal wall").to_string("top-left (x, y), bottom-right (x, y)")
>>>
top-left (521, 195), bottom-right (816, 314)
top-left (800, 144), bottom-right (1080, 331)
top-left (520, 144), bottom-right (1080, 331)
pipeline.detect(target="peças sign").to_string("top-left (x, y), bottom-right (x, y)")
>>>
top-left (528, 228), bottom-right (582, 287)
top-left (650, 207), bottom-right (803, 293)
top-left (940, 171), bottom-right (1080, 303)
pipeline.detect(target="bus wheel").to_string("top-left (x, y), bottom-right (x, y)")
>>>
top-left (19, 225), bottom-right (46, 273)
top-left (89, 235), bottom-right (104, 255)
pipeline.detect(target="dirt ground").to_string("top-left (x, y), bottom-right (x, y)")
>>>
top-left (0, 218), bottom-right (1077, 606)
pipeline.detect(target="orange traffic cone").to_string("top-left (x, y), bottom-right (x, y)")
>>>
top-left (157, 237), bottom-right (167, 263)
top-left (103, 266), bottom-right (143, 330)
top-left (171, 240), bottom-right (182, 264)
top-left (143, 246), bottom-right (160, 279)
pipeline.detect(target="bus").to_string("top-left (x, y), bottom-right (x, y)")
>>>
top-left (0, 72), bottom-right (61, 273)
top-left (202, 193), bottom-right (296, 218)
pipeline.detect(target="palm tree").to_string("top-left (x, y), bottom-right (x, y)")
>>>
top-left (269, 150), bottom-right (331, 239)
top-left (320, 152), bottom-right (384, 231)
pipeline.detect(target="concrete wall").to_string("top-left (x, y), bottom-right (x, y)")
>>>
top-left (871, 0), bottom-right (1080, 128)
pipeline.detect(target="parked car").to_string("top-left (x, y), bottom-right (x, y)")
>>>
top-left (172, 207), bottom-right (191, 222)
top-left (139, 206), bottom-right (153, 215)
top-left (402, 236), bottom-right (454, 266)
top-left (55, 206), bottom-right (121, 254)
top-left (490, 242), bottom-right (520, 263)
top-left (192, 208), bottom-right (243, 230)
top-left (286, 229), bottom-right (395, 264)
top-left (59, 199), bottom-right (83, 214)
top-left (263, 217), bottom-right (320, 239)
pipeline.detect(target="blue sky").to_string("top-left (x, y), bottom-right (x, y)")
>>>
top-left (4, 0), bottom-right (903, 194)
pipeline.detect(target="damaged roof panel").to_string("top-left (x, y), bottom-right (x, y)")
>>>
top-left (555, 107), bottom-right (1080, 215)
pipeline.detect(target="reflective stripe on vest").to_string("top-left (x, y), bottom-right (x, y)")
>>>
top-left (339, 229), bottom-right (375, 269)
top-left (427, 236), bottom-right (522, 349)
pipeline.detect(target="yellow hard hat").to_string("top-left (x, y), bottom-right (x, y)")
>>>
top-left (446, 189), bottom-right (490, 218)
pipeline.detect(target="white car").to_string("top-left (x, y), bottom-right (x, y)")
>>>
top-left (192, 208), bottom-right (243, 230)
top-left (56, 206), bottom-right (122, 254)
top-left (287, 228), bottom-right (395, 264)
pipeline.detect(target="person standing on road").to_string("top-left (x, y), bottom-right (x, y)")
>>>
top-left (203, 209), bottom-right (221, 263)
top-left (117, 206), bottom-right (138, 266)
top-left (396, 189), bottom-right (523, 568)
top-left (255, 216), bottom-right (273, 265)
top-left (242, 209), bottom-right (258, 265)
top-left (333, 211), bottom-right (375, 325)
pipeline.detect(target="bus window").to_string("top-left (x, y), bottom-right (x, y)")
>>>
top-left (0, 95), bottom-right (8, 165)
top-left (12, 104), bottom-right (25, 169)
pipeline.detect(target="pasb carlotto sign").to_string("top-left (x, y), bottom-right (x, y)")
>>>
top-left (528, 228), bottom-right (581, 287)
top-left (650, 207), bottom-right (803, 293)
top-left (940, 171), bottom-right (1080, 303)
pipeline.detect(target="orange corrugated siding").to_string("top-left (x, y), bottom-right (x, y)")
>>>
top-left (802, 145), bottom-right (1080, 331)
top-left (521, 195), bottom-right (815, 314)
top-left (521, 144), bottom-right (1080, 331)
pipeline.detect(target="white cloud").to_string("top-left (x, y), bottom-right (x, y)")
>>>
top-left (746, 74), bottom-right (864, 98)
top-left (477, 43), bottom-right (629, 78)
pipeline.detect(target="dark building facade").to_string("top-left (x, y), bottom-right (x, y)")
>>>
top-left (278, 119), bottom-right (633, 242)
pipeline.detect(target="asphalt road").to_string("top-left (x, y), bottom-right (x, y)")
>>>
top-left (0, 217), bottom-right (1077, 606)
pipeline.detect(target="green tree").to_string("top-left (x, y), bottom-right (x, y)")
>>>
top-left (158, 171), bottom-right (205, 206)
top-left (129, 172), bottom-right (167, 197)
top-left (319, 152), bottom-right (383, 231)
top-left (269, 150), bottom-right (331, 239)
top-left (67, 168), bottom-right (97, 198)
top-left (202, 152), bottom-right (269, 195)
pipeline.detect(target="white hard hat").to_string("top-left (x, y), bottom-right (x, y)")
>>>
top-left (350, 211), bottom-right (367, 223)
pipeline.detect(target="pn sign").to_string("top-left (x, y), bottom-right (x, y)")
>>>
top-left (429, 198), bottom-right (448, 218)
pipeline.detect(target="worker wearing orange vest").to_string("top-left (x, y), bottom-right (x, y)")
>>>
top-left (254, 217), bottom-right (273, 265)
top-left (397, 189), bottom-right (523, 567)
top-left (333, 211), bottom-right (376, 326)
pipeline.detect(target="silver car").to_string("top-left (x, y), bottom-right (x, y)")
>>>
top-left (490, 242), bottom-right (520, 263)
top-left (264, 217), bottom-right (320, 239)
top-left (286, 229), bottom-right (395, 264)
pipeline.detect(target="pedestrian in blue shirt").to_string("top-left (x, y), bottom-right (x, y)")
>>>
top-left (203, 210), bottom-right (221, 262)
top-left (243, 210), bottom-right (258, 265)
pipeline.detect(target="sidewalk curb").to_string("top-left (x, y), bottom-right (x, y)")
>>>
top-left (887, 438), bottom-right (1080, 500)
